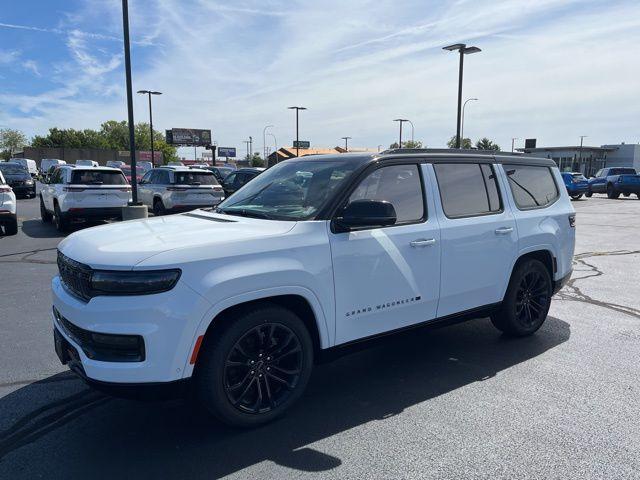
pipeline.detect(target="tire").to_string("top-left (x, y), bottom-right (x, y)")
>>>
top-left (585, 191), bottom-right (592, 198)
top-left (623, 193), bottom-right (630, 197)
top-left (570, 194), bottom-right (583, 200)
top-left (53, 202), bottom-right (68, 232)
top-left (40, 196), bottom-right (52, 222)
top-left (195, 304), bottom-right (314, 427)
top-left (637, 193), bottom-right (640, 200)
top-left (606, 184), bottom-right (620, 199)
top-left (491, 259), bottom-right (552, 337)
top-left (153, 198), bottom-right (166, 216)
top-left (4, 217), bottom-right (18, 236)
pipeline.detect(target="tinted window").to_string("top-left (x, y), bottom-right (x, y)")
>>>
top-left (174, 171), bottom-right (219, 185)
top-left (610, 168), bottom-right (636, 175)
top-left (0, 164), bottom-right (28, 175)
top-left (433, 163), bottom-right (502, 218)
top-left (349, 165), bottom-right (424, 223)
top-left (71, 170), bottom-right (127, 185)
top-left (504, 164), bottom-right (559, 209)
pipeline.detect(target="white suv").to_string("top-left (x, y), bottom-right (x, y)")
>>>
top-left (52, 151), bottom-right (575, 426)
top-left (138, 166), bottom-right (224, 215)
top-left (41, 166), bottom-right (131, 232)
top-left (0, 171), bottom-right (18, 235)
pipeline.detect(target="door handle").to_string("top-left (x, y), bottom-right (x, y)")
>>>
top-left (410, 238), bottom-right (436, 247)
top-left (495, 227), bottom-right (514, 235)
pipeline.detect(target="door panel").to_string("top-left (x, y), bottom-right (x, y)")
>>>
top-left (330, 163), bottom-right (441, 345)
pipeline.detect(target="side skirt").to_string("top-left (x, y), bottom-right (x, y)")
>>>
top-left (316, 302), bottom-right (501, 364)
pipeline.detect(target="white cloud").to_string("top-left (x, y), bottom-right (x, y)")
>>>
top-left (23, 60), bottom-right (41, 77)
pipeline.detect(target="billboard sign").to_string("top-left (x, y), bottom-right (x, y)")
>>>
top-left (293, 140), bottom-right (310, 149)
top-left (524, 138), bottom-right (537, 149)
top-left (119, 150), bottom-right (163, 165)
top-left (166, 128), bottom-right (212, 146)
top-left (217, 147), bottom-right (236, 157)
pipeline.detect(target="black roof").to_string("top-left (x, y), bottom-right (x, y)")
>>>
top-left (284, 149), bottom-right (555, 167)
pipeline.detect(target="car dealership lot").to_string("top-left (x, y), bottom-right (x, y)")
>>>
top-left (1, 190), bottom-right (639, 479)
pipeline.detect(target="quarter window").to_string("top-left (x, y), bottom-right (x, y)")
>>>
top-left (503, 164), bottom-right (559, 209)
top-left (433, 163), bottom-right (502, 218)
top-left (348, 164), bottom-right (424, 224)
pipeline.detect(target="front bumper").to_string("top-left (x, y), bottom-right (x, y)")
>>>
top-left (8, 183), bottom-right (35, 195)
top-left (566, 185), bottom-right (588, 195)
top-left (52, 275), bottom-right (212, 384)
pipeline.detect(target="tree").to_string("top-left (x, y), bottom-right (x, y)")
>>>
top-left (475, 138), bottom-right (501, 151)
top-left (249, 152), bottom-right (265, 167)
top-left (0, 128), bottom-right (27, 158)
top-left (388, 140), bottom-right (424, 149)
top-left (446, 136), bottom-right (472, 149)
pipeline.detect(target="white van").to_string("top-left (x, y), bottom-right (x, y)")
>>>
top-left (41, 159), bottom-right (66, 174)
top-left (76, 159), bottom-right (99, 167)
top-left (106, 160), bottom-right (126, 168)
top-left (9, 158), bottom-right (38, 177)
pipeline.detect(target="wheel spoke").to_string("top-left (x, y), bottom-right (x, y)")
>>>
top-left (267, 371), bottom-right (293, 389)
top-left (273, 345), bottom-right (301, 361)
top-left (228, 371), bottom-right (252, 391)
top-left (271, 364), bottom-right (301, 376)
top-left (262, 375), bottom-right (274, 408)
top-left (225, 359), bottom-right (247, 367)
top-left (232, 376), bottom-right (256, 405)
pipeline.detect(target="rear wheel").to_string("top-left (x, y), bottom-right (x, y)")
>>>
top-left (153, 198), bottom-right (166, 216)
top-left (53, 202), bottom-right (67, 232)
top-left (4, 217), bottom-right (18, 235)
top-left (570, 194), bottom-right (583, 200)
top-left (585, 191), bottom-right (592, 197)
top-left (40, 196), bottom-right (52, 222)
top-left (491, 259), bottom-right (552, 337)
top-left (606, 184), bottom-right (620, 199)
top-left (195, 304), bottom-right (313, 427)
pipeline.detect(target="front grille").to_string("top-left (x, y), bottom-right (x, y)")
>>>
top-left (57, 251), bottom-right (92, 301)
top-left (54, 307), bottom-right (145, 362)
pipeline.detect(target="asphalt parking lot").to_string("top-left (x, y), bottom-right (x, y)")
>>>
top-left (1, 186), bottom-right (639, 479)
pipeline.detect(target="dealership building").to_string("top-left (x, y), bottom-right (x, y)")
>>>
top-left (520, 143), bottom-right (640, 176)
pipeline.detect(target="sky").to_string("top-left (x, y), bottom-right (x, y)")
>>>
top-left (1, 0), bottom-right (639, 158)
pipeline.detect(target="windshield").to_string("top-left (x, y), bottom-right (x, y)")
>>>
top-left (571, 174), bottom-right (587, 181)
top-left (0, 164), bottom-right (28, 175)
top-left (70, 170), bottom-right (127, 185)
top-left (216, 160), bottom-right (356, 220)
top-left (175, 171), bottom-right (219, 185)
top-left (610, 168), bottom-right (636, 175)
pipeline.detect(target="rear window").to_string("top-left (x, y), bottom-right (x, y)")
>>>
top-left (433, 163), bottom-right (502, 218)
top-left (174, 171), bottom-right (219, 186)
top-left (610, 168), bottom-right (636, 175)
top-left (71, 170), bottom-right (127, 185)
top-left (0, 164), bottom-right (28, 175)
top-left (504, 165), bottom-right (559, 209)
top-left (571, 173), bottom-right (587, 181)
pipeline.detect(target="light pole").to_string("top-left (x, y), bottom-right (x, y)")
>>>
top-left (137, 90), bottom-right (162, 166)
top-left (511, 137), bottom-right (519, 153)
top-left (394, 119), bottom-right (409, 147)
top-left (443, 43), bottom-right (481, 148)
top-left (461, 97), bottom-right (477, 145)
top-left (341, 136), bottom-right (352, 151)
top-left (263, 125), bottom-right (274, 160)
top-left (121, 0), bottom-right (139, 206)
top-left (288, 106), bottom-right (307, 157)
top-left (578, 135), bottom-right (587, 163)
top-left (243, 139), bottom-right (251, 161)
top-left (268, 133), bottom-right (277, 164)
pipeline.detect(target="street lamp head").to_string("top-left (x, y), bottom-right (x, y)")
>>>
top-left (150, 91), bottom-right (162, 95)
top-left (137, 90), bottom-right (162, 95)
top-left (463, 46), bottom-right (481, 54)
top-left (137, 90), bottom-right (149, 94)
top-left (393, 118), bottom-right (408, 122)
top-left (288, 106), bottom-right (307, 110)
top-left (443, 43), bottom-right (466, 51)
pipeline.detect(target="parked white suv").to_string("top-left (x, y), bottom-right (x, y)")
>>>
top-left (0, 171), bottom-right (18, 235)
top-left (41, 166), bottom-right (131, 231)
top-left (52, 151), bottom-right (575, 426)
top-left (138, 166), bottom-right (224, 215)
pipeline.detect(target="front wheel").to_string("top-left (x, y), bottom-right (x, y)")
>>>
top-left (195, 304), bottom-right (314, 427)
top-left (53, 203), bottom-right (68, 232)
top-left (570, 194), bottom-right (583, 200)
top-left (606, 184), bottom-right (620, 199)
top-left (153, 198), bottom-right (166, 216)
top-left (585, 191), bottom-right (593, 198)
top-left (491, 259), bottom-right (552, 337)
top-left (40, 196), bottom-right (52, 222)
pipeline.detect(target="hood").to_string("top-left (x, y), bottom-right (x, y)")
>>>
top-left (57, 211), bottom-right (296, 269)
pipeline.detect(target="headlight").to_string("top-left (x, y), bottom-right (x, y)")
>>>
top-left (90, 269), bottom-right (181, 296)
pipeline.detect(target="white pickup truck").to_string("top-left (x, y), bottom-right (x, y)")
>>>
top-left (51, 150), bottom-right (575, 426)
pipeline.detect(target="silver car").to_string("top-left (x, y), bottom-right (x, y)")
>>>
top-left (138, 166), bottom-right (224, 215)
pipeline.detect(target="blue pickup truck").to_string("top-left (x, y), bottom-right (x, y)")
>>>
top-left (586, 167), bottom-right (640, 199)
top-left (561, 172), bottom-right (589, 200)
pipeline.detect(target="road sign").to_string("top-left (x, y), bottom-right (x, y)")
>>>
top-left (166, 128), bottom-right (212, 146)
top-left (525, 138), bottom-right (537, 149)
top-left (293, 140), bottom-right (310, 149)
top-left (217, 147), bottom-right (236, 157)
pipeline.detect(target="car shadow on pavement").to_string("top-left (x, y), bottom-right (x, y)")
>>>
top-left (20, 219), bottom-right (66, 239)
top-left (0, 316), bottom-right (570, 479)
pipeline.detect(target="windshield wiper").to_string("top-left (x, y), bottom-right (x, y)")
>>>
top-left (216, 208), bottom-right (275, 220)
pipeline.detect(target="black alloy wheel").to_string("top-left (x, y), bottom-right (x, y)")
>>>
top-left (607, 184), bottom-right (620, 199)
top-left (153, 199), bottom-right (166, 216)
top-left (224, 323), bottom-right (303, 414)
top-left (514, 270), bottom-right (550, 329)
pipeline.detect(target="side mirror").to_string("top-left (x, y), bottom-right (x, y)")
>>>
top-left (334, 199), bottom-right (397, 232)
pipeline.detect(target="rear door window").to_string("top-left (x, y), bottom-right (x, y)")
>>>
top-left (433, 163), bottom-right (502, 218)
top-left (71, 170), bottom-right (127, 185)
top-left (503, 164), bottom-right (559, 209)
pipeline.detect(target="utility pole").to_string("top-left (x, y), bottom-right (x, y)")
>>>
top-left (394, 119), bottom-right (408, 148)
top-left (288, 106), bottom-right (307, 157)
top-left (263, 125), bottom-right (274, 161)
top-left (511, 137), bottom-right (518, 153)
top-left (341, 136), bottom-right (352, 151)
top-left (249, 136), bottom-right (253, 159)
top-left (578, 135), bottom-right (587, 163)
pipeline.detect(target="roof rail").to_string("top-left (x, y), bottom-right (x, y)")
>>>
top-left (381, 148), bottom-right (514, 155)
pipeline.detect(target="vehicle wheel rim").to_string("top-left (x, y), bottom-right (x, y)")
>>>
top-left (223, 322), bottom-right (303, 414)
top-left (515, 271), bottom-right (549, 327)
